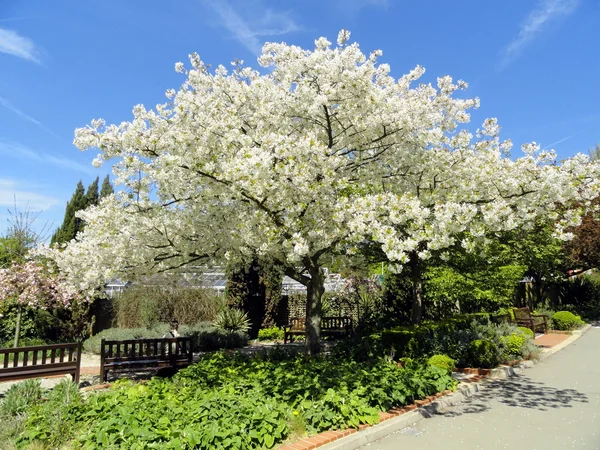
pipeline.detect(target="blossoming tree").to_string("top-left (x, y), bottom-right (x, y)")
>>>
top-left (45, 31), bottom-right (600, 353)
top-left (0, 261), bottom-right (82, 347)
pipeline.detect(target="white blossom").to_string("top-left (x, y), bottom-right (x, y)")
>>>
top-left (43, 30), bottom-right (600, 292)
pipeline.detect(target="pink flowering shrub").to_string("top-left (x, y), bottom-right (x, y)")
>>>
top-left (0, 261), bottom-right (84, 310)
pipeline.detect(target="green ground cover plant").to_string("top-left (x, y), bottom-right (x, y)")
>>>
top-left (11, 350), bottom-right (456, 449)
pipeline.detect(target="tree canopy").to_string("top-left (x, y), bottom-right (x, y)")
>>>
top-left (43, 31), bottom-right (600, 352)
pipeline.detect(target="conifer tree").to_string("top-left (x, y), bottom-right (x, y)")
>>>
top-left (85, 177), bottom-right (99, 208)
top-left (99, 175), bottom-right (114, 199)
top-left (51, 181), bottom-right (87, 246)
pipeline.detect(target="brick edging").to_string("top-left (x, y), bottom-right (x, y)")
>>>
top-left (276, 389), bottom-right (459, 450)
top-left (277, 365), bottom-right (508, 450)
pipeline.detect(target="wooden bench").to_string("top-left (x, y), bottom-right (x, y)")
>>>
top-left (0, 342), bottom-right (82, 384)
top-left (283, 316), bottom-right (353, 344)
top-left (511, 307), bottom-right (549, 334)
top-left (100, 337), bottom-right (193, 382)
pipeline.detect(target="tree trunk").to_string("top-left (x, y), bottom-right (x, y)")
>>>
top-left (409, 252), bottom-right (423, 324)
top-left (305, 265), bottom-right (325, 355)
top-left (13, 304), bottom-right (22, 348)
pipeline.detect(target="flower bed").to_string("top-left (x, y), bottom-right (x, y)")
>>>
top-left (6, 350), bottom-right (456, 449)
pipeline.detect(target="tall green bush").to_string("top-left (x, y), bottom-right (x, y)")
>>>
top-left (112, 285), bottom-right (225, 328)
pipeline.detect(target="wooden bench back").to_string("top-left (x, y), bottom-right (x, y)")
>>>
top-left (100, 337), bottom-right (193, 363)
top-left (0, 342), bottom-right (82, 383)
top-left (513, 307), bottom-right (533, 321)
top-left (287, 316), bottom-right (353, 331)
top-left (322, 316), bottom-right (353, 331)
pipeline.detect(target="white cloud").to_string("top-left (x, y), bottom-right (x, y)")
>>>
top-left (0, 27), bottom-right (40, 63)
top-left (501, 0), bottom-right (579, 67)
top-left (0, 178), bottom-right (60, 211)
top-left (0, 96), bottom-right (65, 141)
top-left (0, 140), bottom-right (96, 175)
top-left (204, 0), bottom-right (301, 56)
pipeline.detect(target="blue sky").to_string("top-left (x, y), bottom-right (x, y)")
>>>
top-left (0, 0), bottom-right (599, 236)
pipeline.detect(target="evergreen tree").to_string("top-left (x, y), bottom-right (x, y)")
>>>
top-left (99, 175), bottom-right (114, 199)
top-left (51, 181), bottom-right (86, 246)
top-left (85, 177), bottom-right (99, 208)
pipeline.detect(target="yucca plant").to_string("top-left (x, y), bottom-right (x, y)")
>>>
top-left (212, 308), bottom-right (252, 333)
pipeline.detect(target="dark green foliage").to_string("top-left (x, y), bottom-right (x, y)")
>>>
top-left (51, 180), bottom-right (86, 245)
top-left (555, 276), bottom-right (600, 320)
top-left (257, 326), bottom-right (284, 341)
top-left (0, 296), bottom-right (94, 345)
top-left (552, 311), bottom-right (584, 330)
top-left (226, 260), bottom-right (283, 338)
top-left (84, 176), bottom-right (99, 208)
top-left (99, 174), bottom-right (114, 199)
top-left (466, 339), bottom-right (499, 368)
top-left (51, 177), bottom-right (115, 246)
top-left (427, 354), bottom-right (455, 373)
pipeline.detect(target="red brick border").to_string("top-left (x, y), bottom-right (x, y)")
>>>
top-left (276, 385), bottom-right (467, 449)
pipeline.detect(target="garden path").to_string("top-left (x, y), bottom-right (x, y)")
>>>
top-left (361, 327), bottom-right (600, 450)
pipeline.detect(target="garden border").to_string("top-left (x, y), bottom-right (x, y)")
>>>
top-left (279, 323), bottom-right (593, 450)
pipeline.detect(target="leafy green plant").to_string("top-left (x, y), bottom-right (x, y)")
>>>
top-left (16, 349), bottom-right (457, 448)
top-left (500, 333), bottom-right (527, 358)
top-left (427, 354), bottom-right (455, 373)
top-left (0, 379), bottom-right (44, 418)
top-left (257, 326), bottom-right (284, 341)
top-left (213, 308), bottom-right (252, 333)
top-left (552, 311), bottom-right (584, 330)
top-left (466, 339), bottom-right (498, 368)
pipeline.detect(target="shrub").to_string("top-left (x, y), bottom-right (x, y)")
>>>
top-left (112, 285), bottom-right (225, 328)
top-left (427, 354), bottom-right (455, 373)
top-left (500, 333), bottom-right (527, 358)
top-left (517, 326), bottom-right (535, 339)
top-left (552, 311), bottom-right (584, 331)
top-left (0, 379), bottom-right (43, 418)
top-left (213, 308), bottom-right (251, 333)
top-left (18, 380), bottom-right (83, 448)
top-left (466, 339), bottom-right (498, 368)
top-left (257, 327), bottom-right (284, 341)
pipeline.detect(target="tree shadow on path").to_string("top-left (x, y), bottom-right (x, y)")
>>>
top-left (440, 374), bottom-right (589, 417)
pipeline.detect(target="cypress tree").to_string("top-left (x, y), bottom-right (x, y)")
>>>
top-left (85, 176), bottom-right (99, 208)
top-left (51, 181), bottom-right (87, 246)
top-left (100, 175), bottom-right (114, 199)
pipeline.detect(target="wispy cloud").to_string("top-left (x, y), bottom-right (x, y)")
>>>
top-left (0, 96), bottom-right (65, 141)
top-left (543, 120), bottom-right (600, 150)
top-left (0, 27), bottom-right (40, 63)
top-left (0, 178), bottom-right (60, 211)
top-left (0, 140), bottom-right (96, 175)
top-left (500, 0), bottom-right (579, 67)
top-left (204, 0), bottom-right (301, 56)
